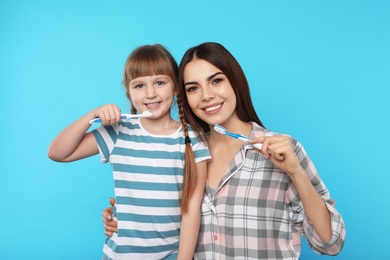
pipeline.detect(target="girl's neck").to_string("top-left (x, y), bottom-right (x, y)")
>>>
top-left (140, 116), bottom-right (180, 135)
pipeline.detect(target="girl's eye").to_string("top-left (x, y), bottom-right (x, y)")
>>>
top-left (156, 81), bottom-right (165, 86)
top-left (134, 84), bottom-right (143, 89)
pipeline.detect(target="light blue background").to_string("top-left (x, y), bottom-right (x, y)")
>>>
top-left (1, 1), bottom-right (389, 259)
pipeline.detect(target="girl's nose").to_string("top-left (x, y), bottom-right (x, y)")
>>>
top-left (145, 85), bottom-right (157, 98)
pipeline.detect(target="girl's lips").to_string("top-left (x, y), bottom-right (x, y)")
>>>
top-left (145, 101), bottom-right (161, 110)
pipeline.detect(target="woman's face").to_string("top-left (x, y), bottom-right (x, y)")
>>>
top-left (183, 59), bottom-right (237, 126)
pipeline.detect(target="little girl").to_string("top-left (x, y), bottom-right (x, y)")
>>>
top-left (48, 44), bottom-right (210, 259)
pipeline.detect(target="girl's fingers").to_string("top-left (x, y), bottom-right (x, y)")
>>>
top-left (108, 105), bottom-right (121, 125)
top-left (97, 104), bottom-right (121, 126)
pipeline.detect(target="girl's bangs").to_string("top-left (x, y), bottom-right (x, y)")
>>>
top-left (129, 57), bottom-right (172, 81)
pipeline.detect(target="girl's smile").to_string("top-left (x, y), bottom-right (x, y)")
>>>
top-left (129, 75), bottom-right (177, 119)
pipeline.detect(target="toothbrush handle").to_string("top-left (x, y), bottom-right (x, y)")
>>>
top-left (251, 143), bottom-right (263, 150)
top-left (226, 132), bottom-right (248, 140)
top-left (227, 132), bottom-right (263, 150)
top-left (89, 115), bottom-right (127, 124)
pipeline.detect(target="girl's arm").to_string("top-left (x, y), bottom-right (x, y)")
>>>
top-left (249, 136), bottom-right (332, 243)
top-left (177, 161), bottom-right (207, 260)
top-left (48, 104), bottom-right (121, 162)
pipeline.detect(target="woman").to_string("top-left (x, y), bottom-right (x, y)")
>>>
top-left (103, 42), bottom-right (346, 259)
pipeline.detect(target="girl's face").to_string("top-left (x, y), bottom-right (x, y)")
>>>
top-left (183, 59), bottom-right (237, 126)
top-left (129, 74), bottom-right (177, 120)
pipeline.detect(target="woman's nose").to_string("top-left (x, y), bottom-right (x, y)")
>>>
top-left (201, 87), bottom-right (215, 101)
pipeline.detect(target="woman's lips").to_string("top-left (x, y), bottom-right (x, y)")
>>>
top-left (202, 103), bottom-right (223, 114)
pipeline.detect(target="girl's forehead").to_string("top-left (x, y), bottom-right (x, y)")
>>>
top-left (130, 74), bottom-right (171, 83)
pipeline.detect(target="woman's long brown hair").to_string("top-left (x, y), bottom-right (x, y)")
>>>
top-left (177, 42), bottom-right (265, 139)
top-left (122, 44), bottom-right (196, 214)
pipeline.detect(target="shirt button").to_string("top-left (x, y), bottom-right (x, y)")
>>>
top-left (214, 235), bottom-right (218, 240)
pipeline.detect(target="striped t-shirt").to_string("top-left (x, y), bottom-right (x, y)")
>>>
top-left (92, 118), bottom-right (210, 259)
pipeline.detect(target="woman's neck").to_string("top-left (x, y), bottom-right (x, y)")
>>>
top-left (208, 118), bottom-right (252, 147)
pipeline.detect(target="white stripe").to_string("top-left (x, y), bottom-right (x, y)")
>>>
top-left (113, 172), bottom-right (183, 183)
top-left (117, 139), bottom-right (186, 152)
top-left (118, 220), bottom-right (179, 233)
top-left (115, 188), bottom-right (180, 200)
top-left (103, 237), bottom-right (176, 259)
top-left (116, 204), bottom-right (181, 216)
top-left (111, 154), bottom-right (184, 168)
top-left (111, 232), bottom-right (179, 246)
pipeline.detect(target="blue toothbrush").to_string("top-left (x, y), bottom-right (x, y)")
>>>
top-left (89, 110), bottom-right (152, 124)
top-left (214, 124), bottom-right (263, 150)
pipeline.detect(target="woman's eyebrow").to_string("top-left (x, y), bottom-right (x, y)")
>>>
top-left (184, 72), bottom-right (224, 87)
top-left (184, 81), bottom-right (198, 87)
top-left (207, 72), bottom-right (224, 81)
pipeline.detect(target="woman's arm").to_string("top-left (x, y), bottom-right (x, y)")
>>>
top-left (102, 198), bottom-right (118, 236)
top-left (250, 136), bottom-right (332, 242)
top-left (177, 161), bottom-right (207, 260)
top-left (48, 104), bottom-right (121, 162)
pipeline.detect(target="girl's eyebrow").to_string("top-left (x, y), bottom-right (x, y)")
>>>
top-left (184, 72), bottom-right (224, 87)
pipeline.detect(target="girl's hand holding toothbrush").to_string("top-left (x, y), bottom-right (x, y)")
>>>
top-left (91, 104), bottom-right (122, 126)
top-left (248, 136), bottom-right (303, 178)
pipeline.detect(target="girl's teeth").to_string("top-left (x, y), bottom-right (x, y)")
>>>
top-left (205, 104), bottom-right (221, 112)
top-left (147, 102), bottom-right (160, 107)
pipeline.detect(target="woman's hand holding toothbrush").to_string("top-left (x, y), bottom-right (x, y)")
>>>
top-left (249, 136), bottom-right (303, 179)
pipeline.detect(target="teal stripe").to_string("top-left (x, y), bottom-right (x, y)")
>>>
top-left (194, 148), bottom-right (211, 159)
top-left (118, 120), bottom-right (140, 129)
top-left (112, 147), bottom-right (184, 160)
top-left (92, 130), bottom-right (110, 161)
top-left (118, 212), bottom-right (181, 223)
top-left (113, 163), bottom-right (183, 176)
top-left (106, 238), bottom-right (179, 255)
top-left (118, 226), bottom-right (180, 238)
top-left (118, 132), bottom-right (183, 145)
top-left (116, 196), bottom-right (180, 208)
top-left (104, 125), bottom-right (118, 143)
top-left (115, 180), bottom-right (182, 191)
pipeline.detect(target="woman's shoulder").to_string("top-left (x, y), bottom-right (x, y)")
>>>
top-left (250, 122), bottom-right (298, 144)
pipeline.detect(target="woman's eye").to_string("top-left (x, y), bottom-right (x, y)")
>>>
top-left (212, 78), bottom-right (222, 84)
top-left (186, 86), bottom-right (198, 93)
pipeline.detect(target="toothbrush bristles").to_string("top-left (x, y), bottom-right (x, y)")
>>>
top-left (214, 124), bottom-right (227, 134)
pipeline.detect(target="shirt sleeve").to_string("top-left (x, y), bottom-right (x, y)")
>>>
top-left (188, 127), bottom-right (211, 164)
top-left (91, 125), bottom-right (120, 164)
top-left (286, 139), bottom-right (346, 255)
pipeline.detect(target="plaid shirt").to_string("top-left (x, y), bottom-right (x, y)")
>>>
top-left (194, 123), bottom-right (346, 260)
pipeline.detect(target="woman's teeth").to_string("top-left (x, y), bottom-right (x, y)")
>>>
top-left (205, 104), bottom-right (221, 112)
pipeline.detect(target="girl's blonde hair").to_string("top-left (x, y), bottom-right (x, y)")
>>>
top-left (122, 44), bottom-right (197, 214)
